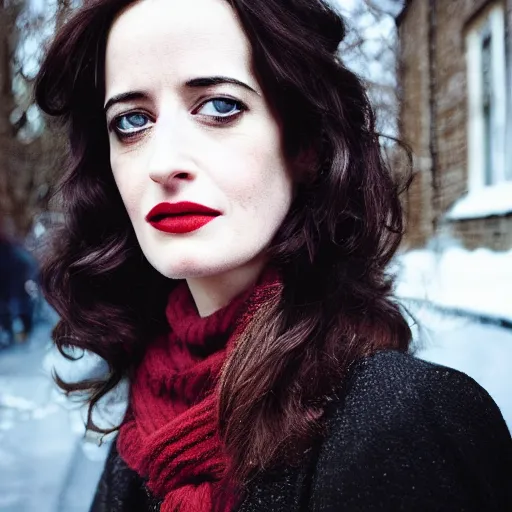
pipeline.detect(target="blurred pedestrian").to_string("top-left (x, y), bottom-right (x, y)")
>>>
top-left (0, 236), bottom-right (15, 346)
top-left (35, 0), bottom-right (512, 511)
top-left (0, 224), bottom-right (39, 345)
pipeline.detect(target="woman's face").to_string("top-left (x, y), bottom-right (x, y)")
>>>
top-left (104, 0), bottom-right (295, 280)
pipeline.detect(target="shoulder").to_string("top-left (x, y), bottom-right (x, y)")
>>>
top-left (348, 348), bottom-right (482, 392)
top-left (310, 350), bottom-right (512, 511)
top-left (333, 349), bottom-right (507, 431)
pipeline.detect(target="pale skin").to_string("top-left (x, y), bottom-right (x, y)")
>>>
top-left (104, 0), bottom-right (301, 317)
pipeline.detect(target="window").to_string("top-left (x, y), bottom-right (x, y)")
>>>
top-left (465, 3), bottom-right (509, 190)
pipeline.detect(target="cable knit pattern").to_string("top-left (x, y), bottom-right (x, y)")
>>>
top-left (117, 269), bottom-right (281, 512)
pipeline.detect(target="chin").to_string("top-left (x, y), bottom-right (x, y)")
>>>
top-left (140, 237), bottom-right (266, 281)
top-left (149, 255), bottom-right (235, 281)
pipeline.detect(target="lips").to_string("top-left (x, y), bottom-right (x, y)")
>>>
top-left (145, 201), bottom-right (220, 234)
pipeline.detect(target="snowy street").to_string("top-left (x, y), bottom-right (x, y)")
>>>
top-left (0, 306), bottom-right (511, 512)
top-left (0, 321), bottom-right (108, 512)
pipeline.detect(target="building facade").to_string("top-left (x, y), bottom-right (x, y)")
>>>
top-left (398, 0), bottom-right (512, 250)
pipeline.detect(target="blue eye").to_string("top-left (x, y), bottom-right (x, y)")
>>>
top-left (109, 98), bottom-right (246, 143)
top-left (212, 99), bottom-right (237, 114)
top-left (198, 98), bottom-right (243, 118)
top-left (114, 112), bottom-right (150, 133)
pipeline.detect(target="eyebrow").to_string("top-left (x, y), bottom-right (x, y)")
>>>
top-left (104, 91), bottom-right (146, 114)
top-left (104, 76), bottom-right (260, 113)
top-left (185, 76), bottom-right (259, 95)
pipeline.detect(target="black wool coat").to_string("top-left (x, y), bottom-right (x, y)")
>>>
top-left (90, 350), bottom-right (512, 512)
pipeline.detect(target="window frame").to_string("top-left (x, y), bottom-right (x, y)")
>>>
top-left (465, 1), bottom-right (508, 191)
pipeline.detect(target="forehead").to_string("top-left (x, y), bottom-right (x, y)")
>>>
top-left (105, 0), bottom-right (254, 97)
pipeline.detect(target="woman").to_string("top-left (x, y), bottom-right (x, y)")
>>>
top-left (35, 0), bottom-right (512, 510)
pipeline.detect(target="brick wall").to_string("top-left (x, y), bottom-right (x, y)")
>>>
top-left (434, 1), bottom-right (470, 213)
top-left (398, 0), bottom-right (433, 248)
top-left (398, 0), bottom-right (512, 251)
top-left (441, 214), bottom-right (512, 250)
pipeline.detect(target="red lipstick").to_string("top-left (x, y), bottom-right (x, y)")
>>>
top-left (145, 201), bottom-right (220, 234)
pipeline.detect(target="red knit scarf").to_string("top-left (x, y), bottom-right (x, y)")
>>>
top-left (117, 269), bottom-right (281, 512)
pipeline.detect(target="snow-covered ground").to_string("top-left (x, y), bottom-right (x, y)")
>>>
top-left (396, 246), bottom-right (512, 323)
top-left (0, 323), bottom-right (107, 512)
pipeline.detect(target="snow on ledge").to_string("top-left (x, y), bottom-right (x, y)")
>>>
top-left (445, 182), bottom-right (512, 220)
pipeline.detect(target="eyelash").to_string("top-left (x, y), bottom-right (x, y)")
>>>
top-left (109, 98), bottom-right (248, 142)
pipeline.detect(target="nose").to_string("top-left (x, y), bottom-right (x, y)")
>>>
top-left (148, 120), bottom-right (196, 187)
top-left (149, 167), bottom-right (193, 186)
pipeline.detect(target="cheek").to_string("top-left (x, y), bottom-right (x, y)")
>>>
top-left (110, 156), bottom-right (145, 218)
top-left (218, 128), bottom-right (293, 209)
top-left (239, 151), bottom-right (293, 214)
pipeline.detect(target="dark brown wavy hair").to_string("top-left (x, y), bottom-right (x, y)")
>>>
top-left (35, 0), bottom-right (412, 483)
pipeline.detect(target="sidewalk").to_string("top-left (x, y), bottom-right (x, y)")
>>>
top-left (56, 439), bottom-right (109, 512)
top-left (0, 323), bottom-right (103, 512)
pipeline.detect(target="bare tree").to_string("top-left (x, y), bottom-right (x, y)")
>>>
top-left (0, 0), bottom-right (69, 238)
top-left (335, 0), bottom-right (404, 138)
top-left (0, 0), bottom-right (24, 233)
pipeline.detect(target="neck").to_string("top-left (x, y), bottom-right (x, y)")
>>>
top-left (187, 258), bottom-right (267, 317)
